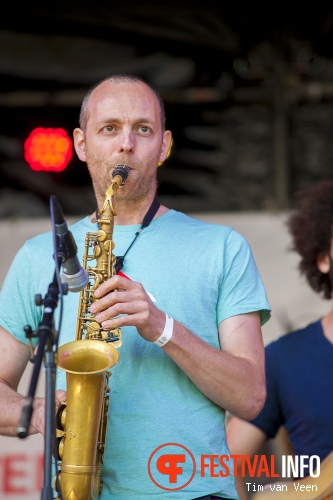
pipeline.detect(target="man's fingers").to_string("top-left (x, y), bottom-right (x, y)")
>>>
top-left (55, 389), bottom-right (67, 410)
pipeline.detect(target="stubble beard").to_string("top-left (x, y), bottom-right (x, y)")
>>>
top-left (86, 152), bottom-right (159, 205)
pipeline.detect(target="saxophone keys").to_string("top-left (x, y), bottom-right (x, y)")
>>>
top-left (94, 245), bottom-right (101, 257)
top-left (103, 240), bottom-right (115, 252)
top-left (96, 229), bottom-right (107, 242)
top-left (87, 321), bottom-right (101, 339)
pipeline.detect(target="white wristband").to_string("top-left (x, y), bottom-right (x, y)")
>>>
top-left (154, 313), bottom-right (174, 347)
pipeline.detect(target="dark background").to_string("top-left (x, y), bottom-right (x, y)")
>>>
top-left (2, 2), bottom-right (333, 217)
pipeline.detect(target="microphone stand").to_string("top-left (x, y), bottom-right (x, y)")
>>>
top-left (17, 253), bottom-right (67, 500)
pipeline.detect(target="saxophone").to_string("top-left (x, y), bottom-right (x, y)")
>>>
top-left (54, 164), bottom-right (130, 500)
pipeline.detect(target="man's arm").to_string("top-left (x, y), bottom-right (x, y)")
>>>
top-left (226, 415), bottom-right (268, 500)
top-left (163, 311), bottom-right (266, 420)
top-left (0, 326), bottom-right (45, 436)
top-left (91, 275), bottom-right (266, 420)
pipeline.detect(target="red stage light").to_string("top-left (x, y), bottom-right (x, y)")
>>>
top-left (24, 127), bottom-right (73, 172)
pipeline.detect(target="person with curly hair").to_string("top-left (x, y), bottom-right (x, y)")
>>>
top-left (226, 178), bottom-right (333, 499)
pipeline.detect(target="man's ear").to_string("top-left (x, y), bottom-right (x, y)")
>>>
top-left (158, 130), bottom-right (172, 166)
top-left (317, 251), bottom-right (330, 274)
top-left (73, 128), bottom-right (86, 162)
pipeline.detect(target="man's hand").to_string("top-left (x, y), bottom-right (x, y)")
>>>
top-left (90, 275), bottom-right (166, 342)
top-left (30, 389), bottom-right (67, 437)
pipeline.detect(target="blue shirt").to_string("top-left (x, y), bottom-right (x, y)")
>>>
top-left (0, 210), bottom-right (270, 499)
top-left (251, 319), bottom-right (333, 473)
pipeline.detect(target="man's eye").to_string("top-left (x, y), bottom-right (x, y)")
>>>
top-left (104, 125), bottom-right (114, 132)
top-left (140, 126), bottom-right (150, 133)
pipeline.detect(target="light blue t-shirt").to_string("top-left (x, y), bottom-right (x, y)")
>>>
top-left (0, 210), bottom-right (270, 499)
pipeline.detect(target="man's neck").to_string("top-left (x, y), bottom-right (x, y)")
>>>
top-left (91, 195), bottom-right (169, 226)
top-left (114, 201), bottom-right (169, 226)
top-left (321, 309), bottom-right (333, 344)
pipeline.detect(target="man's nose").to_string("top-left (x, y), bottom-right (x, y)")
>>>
top-left (118, 129), bottom-right (134, 153)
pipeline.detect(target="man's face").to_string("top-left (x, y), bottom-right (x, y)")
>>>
top-left (74, 80), bottom-right (171, 204)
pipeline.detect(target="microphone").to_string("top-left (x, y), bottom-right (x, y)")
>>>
top-left (51, 196), bottom-right (89, 292)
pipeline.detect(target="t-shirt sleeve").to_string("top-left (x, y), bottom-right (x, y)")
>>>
top-left (217, 228), bottom-right (271, 326)
top-left (0, 241), bottom-right (43, 347)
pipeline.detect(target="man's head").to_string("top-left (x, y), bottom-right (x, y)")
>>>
top-left (287, 178), bottom-right (333, 299)
top-left (73, 74), bottom-right (172, 206)
top-left (79, 74), bottom-right (166, 132)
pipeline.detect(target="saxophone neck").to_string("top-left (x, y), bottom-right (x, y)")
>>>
top-left (99, 164), bottom-right (130, 218)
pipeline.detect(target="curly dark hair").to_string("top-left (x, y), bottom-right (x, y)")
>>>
top-left (286, 179), bottom-right (333, 299)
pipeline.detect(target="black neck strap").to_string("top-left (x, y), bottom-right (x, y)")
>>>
top-left (96, 195), bottom-right (160, 273)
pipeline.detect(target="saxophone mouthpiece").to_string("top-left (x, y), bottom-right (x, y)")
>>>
top-left (112, 164), bottom-right (130, 185)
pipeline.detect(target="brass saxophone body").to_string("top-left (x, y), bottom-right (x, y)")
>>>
top-left (55, 164), bottom-right (130, 500)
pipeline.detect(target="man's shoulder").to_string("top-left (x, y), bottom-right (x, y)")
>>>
top-left (22, 216), bottom-right (89, 252)
top-left (168, 210), bottom-right (238, 237)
